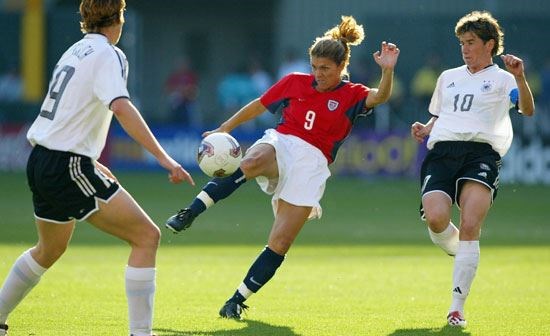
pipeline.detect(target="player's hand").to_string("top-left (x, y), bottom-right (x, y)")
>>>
top-left (159, 156), bottom-right (195, 186)
top-left (373, 41), bottom-right (400, 70)
top-left (202, 126), bottom-right (231, 138)
top-left (500, 54), bottom-right (525, 78)
top-left (202, 129), bottom-right (220, 138)
top-left (411, 121), bottom-right (429, 143)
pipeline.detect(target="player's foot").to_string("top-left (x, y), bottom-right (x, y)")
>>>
top-left (447, 311), bottom-right (467, 327)
top-left (219, 300), bottom-right (249, 320)
top-left (0, 323), bottom-right (8, 336)
top-left (165, 208), bottom-right (196, 233)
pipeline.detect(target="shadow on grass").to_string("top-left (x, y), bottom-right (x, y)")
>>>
top-left (154, 319), bottom-right (301, 336)
top-left (388, 325), bottom-right (471, 335)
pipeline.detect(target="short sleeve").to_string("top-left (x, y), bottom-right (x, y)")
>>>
top-left (260, 74), bottom-right (294, 112)
top-left (94, 47), bottom-right (130, 107)
top-left (428, 74), bottom-right (443, 117)
top-left (504, 74), bottom-right (519, 110)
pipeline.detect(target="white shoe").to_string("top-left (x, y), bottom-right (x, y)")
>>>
top-left (447, 311), bottom-right (467, 327)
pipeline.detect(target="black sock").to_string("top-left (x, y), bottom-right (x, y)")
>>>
top-left (189, 168), bottom-right (247, 215)
top-left (241, 246), bottom-right (285, 295)
top-left (229, 291), bottom-right (247, 305)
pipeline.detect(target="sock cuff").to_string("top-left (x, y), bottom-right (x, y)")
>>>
top-left (429, 222), bottom-right (458, 238)
top-left (264, 246), bottom-right (285, 262)
top-left (23, 249), bottom-right (47, 276)
top-left (237, 282), bottom-right (254, 298)
top-left (197, 191), bottom-right (214, 208)
top-left (125, 266), bottom-right (156, 281)
top-left (233, 167), bottom-right (246, 183)
top-left (457, 240), bottom-right (480, 254)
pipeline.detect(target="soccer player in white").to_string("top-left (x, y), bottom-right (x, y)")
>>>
top-left (411, 11), bottom-right (535, 327)
top-left (0, 1), bottom-right (194, 335)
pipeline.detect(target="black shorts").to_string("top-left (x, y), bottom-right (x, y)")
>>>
top-left (26, 145), bottom-right (120, 222)
top-left (419, 141), bottom-right (501, 218)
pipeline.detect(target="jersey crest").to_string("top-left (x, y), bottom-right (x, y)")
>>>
top-left (327, 99), bottom-right (339, 111)
top-left (481, 80), bottom-right (493, 93)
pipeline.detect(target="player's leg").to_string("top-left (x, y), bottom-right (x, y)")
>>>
top-left (448, 180), bottom-right (491, 327)
top-left (421, 192), bottom-right (459, 256)
top-left (220, 199), bottom-right (311, 319)
top-left (419, 145), bottom-right (460, 256)
top-left (87, 188), bottom-right (160, 336)
top-left (0, 219), bottom-right (74, 328)
top-left (165, 143), bottom-right (278, 232)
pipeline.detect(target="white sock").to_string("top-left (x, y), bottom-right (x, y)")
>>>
top-left (429, 222), bottom-right (459, 256)
top-left (449, 240), bottom-right (480, 313)
top-left (0, 249), bottom-right (47, 324)
top-left (125, 266), bottom-right (156, 336)
top-left (237, 282), bottom-right (254, 300)
top-left (197, 191), bottom-right (215, 208)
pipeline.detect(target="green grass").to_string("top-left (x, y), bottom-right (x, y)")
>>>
top-left (0, 172), bottom-right (549, 335)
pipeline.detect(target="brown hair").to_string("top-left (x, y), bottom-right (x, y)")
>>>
top-left (79, 0), bottom-right (126, 34)
top-left (309, 15), bottom-right (365, 77)
top-left (455, 11), bottom-right (504, 56)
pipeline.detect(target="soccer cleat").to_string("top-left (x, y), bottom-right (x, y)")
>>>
top-left (165, 208), bottom-right (196, 233)
top-left (447, 311), bottom-right (467, 327)
top-left (0, 323), bottom-right (8, 336)
top-left (219, 300), bottom-right (249, 320)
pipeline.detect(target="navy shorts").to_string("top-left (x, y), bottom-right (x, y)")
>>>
top-left (26, 145), bottom-right (120, 223)
top-left (419, 141), bottom-right (501, 218)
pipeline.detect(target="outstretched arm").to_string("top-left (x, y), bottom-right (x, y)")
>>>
top-left (500, 54), bottom-right (535, 116)
top-left (111, 98), bottom-right (195, 185)
top-left (365, 41), bottom-right (400, 108)
top-left (203, 98), bottom-right (266, 137)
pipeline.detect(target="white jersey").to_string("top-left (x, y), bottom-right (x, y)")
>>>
top-left (427, 64), bottom-right (517, 157)
top-left (27, 34), bottom-right (129, 160)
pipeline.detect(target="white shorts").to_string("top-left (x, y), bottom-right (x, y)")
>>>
top-left (250, 129), bottom-right (331, 220)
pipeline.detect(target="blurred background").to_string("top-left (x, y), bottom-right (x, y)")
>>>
top-left (1, 0), bottom-right (549, 184)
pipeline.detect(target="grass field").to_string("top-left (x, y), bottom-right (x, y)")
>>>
top-left (0, 172), bottom-right (549, 335)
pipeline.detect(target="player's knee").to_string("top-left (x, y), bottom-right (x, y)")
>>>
top-left (131, 223), bottom-right (161, 250)
top-left (424, 209), bottom-right (450, 232)
top-left (240, 156), bottom-right (264, 176)
top-left (34, 243), bottom-right (68, 267)
top-left (458, 218), bottom-right (480, 239)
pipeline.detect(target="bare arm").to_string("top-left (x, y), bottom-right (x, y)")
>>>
top-left (203, 98), bottom-right (266, 136)
top-left (500, 54), bottom-right (535, 116)
top-left (365, 42), bottom-right (400, 108)
top-left (110, 98), bottom-right (194, 185)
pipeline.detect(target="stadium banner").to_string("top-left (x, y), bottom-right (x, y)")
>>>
top-left (1, 123), bottom-right (550, 185)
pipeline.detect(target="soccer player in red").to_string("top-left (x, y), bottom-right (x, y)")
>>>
top-left (166, 15), bottom-right (400, 319)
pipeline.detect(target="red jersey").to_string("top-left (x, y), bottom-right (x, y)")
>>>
top-left (260, 73), bottom-right (370, 163)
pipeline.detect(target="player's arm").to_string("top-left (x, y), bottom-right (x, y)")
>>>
top-left (366, 41), bottom-right (400, 108)
top-left (411, 116), bottom-right (437, 143)
top-left (203, 98), bottom-right (266, 136)
top-left (110, 97), bottom-right (194, 185)
top-left (500, 54), bottom-right (535, 116)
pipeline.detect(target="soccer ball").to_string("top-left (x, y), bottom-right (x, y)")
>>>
top-left (197, 132), bottom-right (242, 177)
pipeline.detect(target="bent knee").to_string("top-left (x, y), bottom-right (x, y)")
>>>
top-left (129, 224), bottom-right (161, 249)
top-left (240, 156), bottom-right (264, 175)
top-left (33, 244), bottom-right (68, 267)
top-left (424, 211), bottom-right (450, 232)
